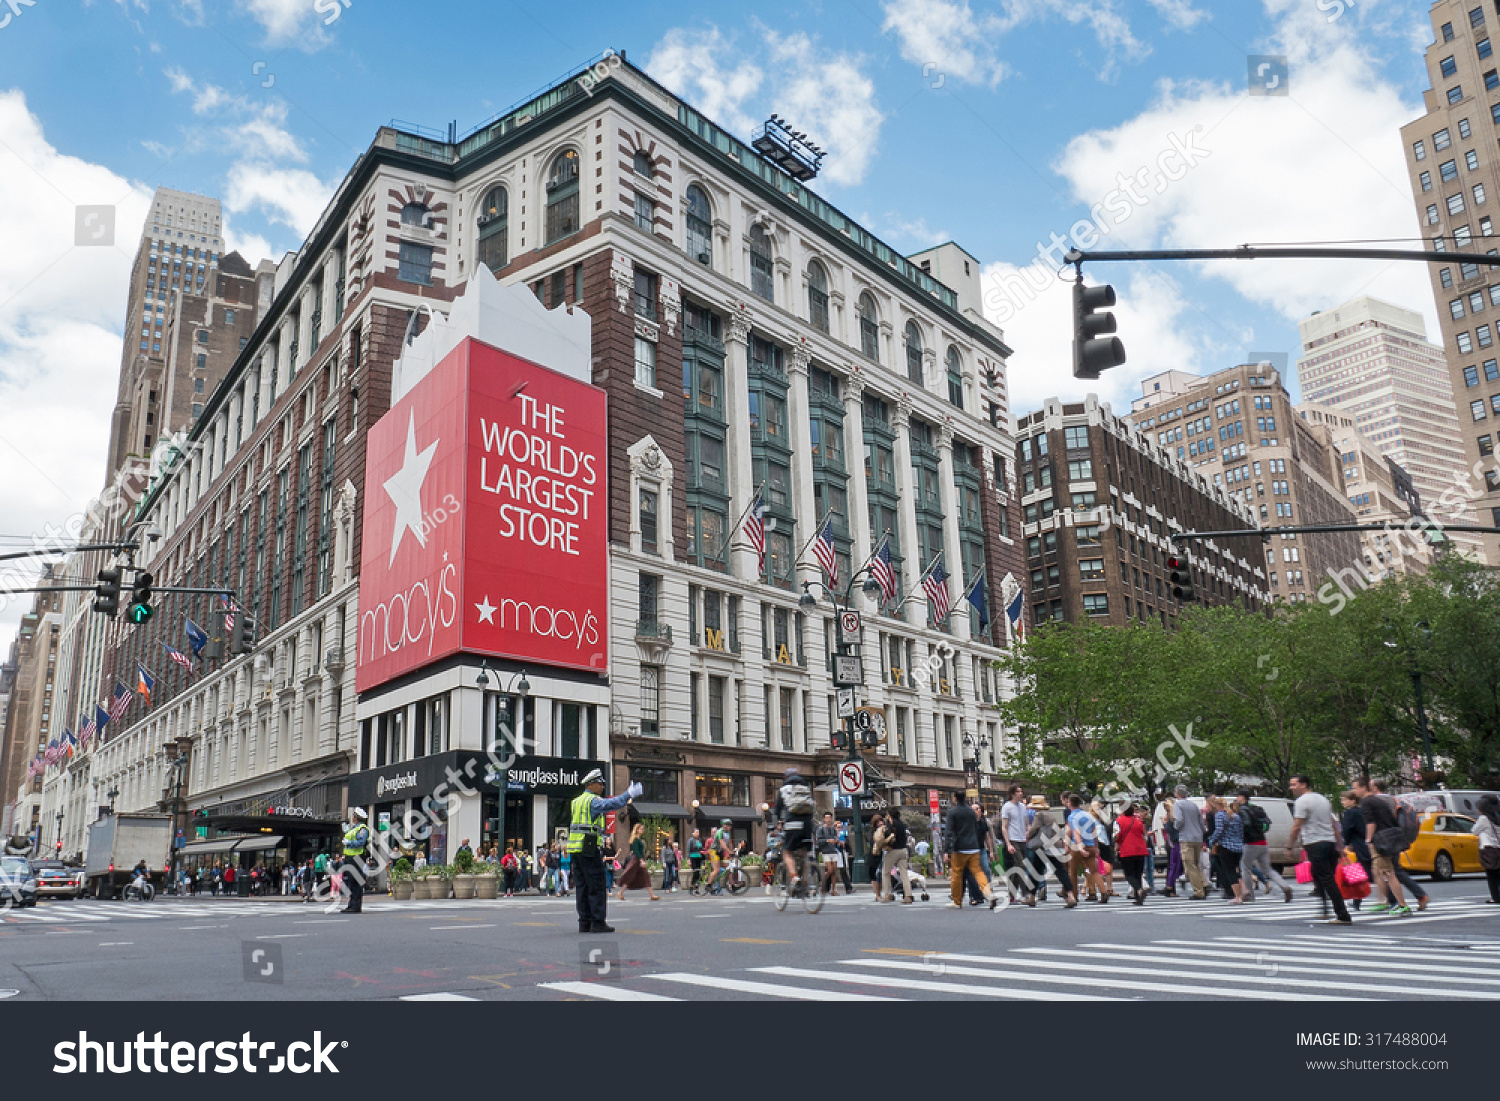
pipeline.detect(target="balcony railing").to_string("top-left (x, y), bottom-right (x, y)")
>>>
top-left (635, 620), bottom-right (673, 644)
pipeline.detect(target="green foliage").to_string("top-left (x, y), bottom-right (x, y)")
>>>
top-left (639, 815), bottom-right (673, 858)
top-left (388, 856), bottom-right (413, 884)
top-left (998, 555), bottom-right (1500, 796)
top-left (452, 848), bottom-right (476, 874)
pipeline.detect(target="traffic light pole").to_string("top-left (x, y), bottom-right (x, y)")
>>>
top-left (1169, 522), bottom-right (1500, 545)
top-left (1066, 246), bottom-right (1500, 269)
top-left (0, 541), bottom-right (138, 564)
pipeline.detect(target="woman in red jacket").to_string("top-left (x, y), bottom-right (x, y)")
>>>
top-left (1113, 802), bottom-right (1151, 906)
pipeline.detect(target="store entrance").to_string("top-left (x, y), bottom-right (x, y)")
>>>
top-left (482, 792), bottom-right (535, 858)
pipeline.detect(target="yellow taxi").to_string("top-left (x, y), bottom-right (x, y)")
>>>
top-left (1400, 812), bottom-right (1482, 881)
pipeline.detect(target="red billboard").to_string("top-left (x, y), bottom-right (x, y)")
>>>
top-left (357, 337), bottom-right (608, 692)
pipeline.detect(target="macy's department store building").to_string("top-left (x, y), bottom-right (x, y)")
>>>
top-left (347, 277), bottom-right (611, 863)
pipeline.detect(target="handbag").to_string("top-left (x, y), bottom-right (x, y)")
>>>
top-left (1294, 860), bottom-right (1314, 883)
top-left (1482, 847), bottom-right (1500, 872)
top-left (1335, 861), bottom-right (1371, 900)
top-left (1339, 853), bottom-right (1368, 884)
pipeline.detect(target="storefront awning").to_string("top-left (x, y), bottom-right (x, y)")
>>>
top-left (232, 835), bottom-right (284, 853)
top-left (631, 802), bottom-right (691, 819)
top-left (180, 838), bottom-right (238, 855)
top-left (698, 805), bottom-right (763, 822)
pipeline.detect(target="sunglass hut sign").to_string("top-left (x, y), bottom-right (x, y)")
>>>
top-left (357, 338), bottom-right (609, 692)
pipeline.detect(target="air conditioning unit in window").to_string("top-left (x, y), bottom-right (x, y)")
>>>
top-left (697, 252), bottom-right (711, 264)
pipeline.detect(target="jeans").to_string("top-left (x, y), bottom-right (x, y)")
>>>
top-left (948, 851), bottom-right (991, 904)
top-left (1142, 849), bottom-right (1156, 889)
top-left (1212, 847), bottom-right (1242, 890)
top-left (1305, 840), bottom-right (1351, 921)
top-left (1178, 841), bottom-right (1208, 898)
top-left (604, 864), bottom-right (614, 890)
top-left (689, 857), bottom-right (702, 888)
top-left (662, 864), bottom-right (679, 890)
top-left (1240, 844), bottom-right (1289, 897)
top-left (1165, 843), bottom-right (1182, 891)
top-left (879, 848), bottom-right (911, 901)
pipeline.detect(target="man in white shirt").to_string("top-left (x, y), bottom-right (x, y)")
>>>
top-left (1289, 774), bottom-right (1350, 925)
top-left (1170, 786), bottom-right (1208, 900)
top-left (999, 785), bottom-right (1036, 905)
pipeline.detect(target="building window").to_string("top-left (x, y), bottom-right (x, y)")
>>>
top-left (749, 223), bottom-right (774, 301)
top-left (632, 150), bottom-right (654, 178)
top-left (638, 572), bottom-right (660, 627)
top-left (945, 345), bottom-right (964, 409)
top-left (399, 202), bottom-right (429, 227)
top-left (1449, 192), bottom-right (1467, 216)
top-left (1472, 399), bottom-right (1487, 421)
top-left (1449, 86), bottom-right (1464, 105)
top-left (1083, 593), bottom-right (1109, 616)
top-left (686, 184), bottom-right (712, 265)
top-left (398, 241), bottom-right (433, 285)
top-left (696, 772), bottom-right (749, 806)
top-left (476, 186), bottom-right (508, 271)
top-left (194, 377), bottom-right (205, 393)
top-left (633, 336), bottom-right (657, 389)
top-left (639, 487), bottom-right (659, 554)
top-left (858, 293), bottom-right (880, 361)
top-left (639, 666), bottom-right (661, 736)
top-left (633, 190), bottom-right (655, 232)
top-left (709, 677), bottom-right (727, 744)
top-left (778, 688), bottom-right (794, 750)
top-left (903, 320), bottom-right (924, 383)
top-left (1421, 170), bottom-right (1433, 191)
top-left (544, 148), bottom-right (580, 244)
top-left (1414, 139), bottom-right (1427, 161)
top-left (1441, 55), bottom-right (1458, 78)
top-left (807, 261), bottom-right (830, 332)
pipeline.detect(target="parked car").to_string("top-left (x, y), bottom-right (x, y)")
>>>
top-left (30, 860), bottom-right (85, 899)
top-left (0, 855), bottom-right (38, 907)
top-left (1400, 812), bottom-right (1483, 881)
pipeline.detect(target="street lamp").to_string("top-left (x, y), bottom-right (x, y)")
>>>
top-left (54, 810), bottom-right (64, 854)
top-left (799, 562), bottom-right (886, 886)
top-left (476, 662), bottom-right (530, 853)
top-left (106, 786), bottom-right (119, 814)
top-left (1383, 620), bottom-right (1435, 779)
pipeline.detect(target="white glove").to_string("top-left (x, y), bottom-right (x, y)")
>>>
top-left (626, 781), bottom-right (644, 798)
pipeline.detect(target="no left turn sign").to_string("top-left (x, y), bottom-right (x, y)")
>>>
top-left (837, 760), bottom-right (866, 796)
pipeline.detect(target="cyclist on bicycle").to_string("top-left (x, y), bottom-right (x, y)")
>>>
top-left (704, 819), bottom-right (734, 893)
top-left (773, 767), bottom-right (816, 890)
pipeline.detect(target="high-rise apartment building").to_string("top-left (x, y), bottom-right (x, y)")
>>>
top-left (1296, 401), bottom-right (1430, 578)
top-left (1128, 364), bottom-right (1361, 604)
top-left (0, 568), bottom-right (63, 842)
top-left (1014, 396), bottom-right (1266, 629)
top-left (1295, 297), bottom-right (1465, 512)
top-left (1400, 1), bottom-right (1500, 564)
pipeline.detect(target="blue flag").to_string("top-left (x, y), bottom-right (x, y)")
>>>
top-left (185, 616), bottom-right (209, 657)
top-left (966, 574), bottom-right (990, 629)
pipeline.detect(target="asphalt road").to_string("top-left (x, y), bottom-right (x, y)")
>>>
top-left (2, 876), bottom-right (1496, 1002)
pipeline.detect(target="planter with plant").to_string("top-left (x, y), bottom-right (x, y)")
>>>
top-left (451, 849), bottom-right (478, 899)
top-left (388, 857), bottom-right (414, 900)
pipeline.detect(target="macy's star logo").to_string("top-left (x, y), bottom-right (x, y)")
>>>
top-left (383, 410), bottom-right (439, 567)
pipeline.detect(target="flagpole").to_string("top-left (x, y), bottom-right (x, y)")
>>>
top-left (711, 480), bottom-right (767, 563)
top-left (791, 507), bottom-right (835, 567)
top-left (897, 551), bottom-right (942, 609)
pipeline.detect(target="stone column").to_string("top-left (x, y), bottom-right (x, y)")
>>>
top-left (724, 302), bottom-right (757, 581)
top-left (786, 342), bottom-right (818, 595)
top-left (937, 423), bottom-right (972, 649)
top-left (890, 399), bottom-right (920, 627)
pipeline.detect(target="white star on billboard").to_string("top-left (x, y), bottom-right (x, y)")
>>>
top-left (383, 410), bottom-right (439, 566)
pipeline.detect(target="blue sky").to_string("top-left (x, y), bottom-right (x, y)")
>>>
top-left (0, 0), bottom-right (1456, 649)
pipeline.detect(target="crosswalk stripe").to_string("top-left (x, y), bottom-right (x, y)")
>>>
top-left (537, 982), bottom-right (680, 1001)
top-left (752, 966), bottom-right (1127, 1001)
top-left (647, 973), bottom-right (898, 1000)
top-left (1037, 945), bottom-right (1500, 988)
top-left (1094, 941), bottom-right (1500, 979)
top-left (843, 958), bottom-right (1359, 1001)
top-left (1198, 937), bottom-right (1500, 965)
top-left (398, 993), bottom-right (479, 1001)
top-left (998, 950), bottom-right (1500, 999)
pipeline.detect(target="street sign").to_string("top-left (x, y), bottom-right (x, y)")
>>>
top-left (928, 788), bottom-right (940, 814)
top-left (837, 760), bottom-right (866, 797)
top-left (838, 610), bottom-right (862, 645)
top-left (836, 689), bottom-right (855, 718)
top-left (832, 654), bottom-right (863, 687)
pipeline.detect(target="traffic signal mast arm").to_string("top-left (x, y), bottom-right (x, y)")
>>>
top-left (1065, 246), bottom-right (1500, 267)
top-left (1169, 522), bottom-right (1500, 544)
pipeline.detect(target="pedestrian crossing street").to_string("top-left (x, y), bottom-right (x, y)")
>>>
top-left (538, 932), bottom-right (1500, 1002)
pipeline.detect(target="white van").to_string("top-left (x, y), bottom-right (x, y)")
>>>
top-left (1175, 796), bottom-right (1298, 869)
top-left (1396, 790), bottom-right (1500, 817)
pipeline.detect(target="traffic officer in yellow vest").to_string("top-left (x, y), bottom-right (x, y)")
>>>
top-left (569, 769), bottom-right (642, 933)
top-left (341, 808), bottom-right (371, 914)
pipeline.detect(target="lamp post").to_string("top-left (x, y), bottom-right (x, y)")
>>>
top-left (800, 564), bottom-right (885, 884)
top-left (106, 786), bottom-right (119, 815)
top-left (961, 732), bottom-right (991, 805)
top-left (1383, 620), bottom-right (1435, 779)
top-left (54, 809), bottom-right (64, 854)
top-left (476, 662), bottom-right (531, 854)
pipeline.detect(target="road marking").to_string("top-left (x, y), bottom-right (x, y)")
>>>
top-left (1194, 937), bottom-right (1500, 965)
top-left (98, 942), bottom-right (134, 946)
top-left (1098, 940), bottom-right (1500, 979)
top-left (538, 982), bottom-right (679, 1001)
top-left (722, 938), bottom-right (792, 945)
top-left (1039, 946), bottom-right (1500, 988)
top-left (864, 947), bottom-right (936, 956)
top-left (846, 959), bottom-right (1357, 1001)
top-left (255, 933), bottom-right (311, 939)
top-left (624, 929), bottom-right (666, 935)
top-left (429, 924), bottom-right (497, 931)
top-left (512, 922), bottom-right (556, 927)
top-left (178, 925), bottom-right (227, 930)
top-left (399, 993), bottom-right (480, 1001)
top-left (755, 966), bottom-right (1128, 1000)
top-left (648, 973), bottom-right (898, 1000)
top-left (293, 919), bottom-right (347, 924)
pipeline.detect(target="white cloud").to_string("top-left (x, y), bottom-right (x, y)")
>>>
top-left (646, 25), bottom-right (884, 186)
top-left (0, 92), bottom-right (153, 654)
top-left (1146, 0), bottom-right (1209, 30)
top-left (879, 0), bottom-right (1010, 86)
top-left (882, 0), bottom-right (1148, 83)
top-left (224, 162), bottom-right (331, 236)
top-left (240, 0), bottom-right (329, 47)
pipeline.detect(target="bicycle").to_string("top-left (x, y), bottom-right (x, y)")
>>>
top-left (122, 877), bottom-right (154, 902)
top-left (691, 854), bottom-right (749, 896)
top-left (770, 843), bottom-right (825, 914)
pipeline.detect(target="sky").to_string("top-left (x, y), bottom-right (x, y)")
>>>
top-left (0, 0), bottom-right (1453, 653)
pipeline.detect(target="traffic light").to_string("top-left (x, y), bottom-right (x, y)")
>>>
top-left (1167, 554), bottom-right (1195, 602)
top-left (1072, 278), bottom-right (1127, 380)
top-left (126, 571), bottom-right (154, 625)
top-left (93, 568), bottom-right (122, 617)
top-left (831, 729), bottom-right (849, 751)
top-left (230, 612), bottom-right (258, 656)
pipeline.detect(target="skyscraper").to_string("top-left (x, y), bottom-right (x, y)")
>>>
top-left (1399, 2), bottom-right (1500, 564)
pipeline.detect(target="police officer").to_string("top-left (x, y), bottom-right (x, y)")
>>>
top-left (568, 769), bottom-right (641, 933)
top-left (341, 808), bottom-right (371, 914)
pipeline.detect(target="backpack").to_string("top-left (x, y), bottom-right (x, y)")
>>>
top-left (886, 816), bottom-right (909, 849)
top-left (780, 781), bottom-right (814, 814)
top-left (1397, 801), bottom-right (1420, 849)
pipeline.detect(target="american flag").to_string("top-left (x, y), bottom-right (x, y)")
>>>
top-left (812, 518), bottom-right (838, 585)
top-left (79, 712), bottom-right (96, 748)
top-left (743, 493), bottom-right (766, 574)
top-left (162, 642), bottom-right (195, 675)
top-left (923, 555), bottom-right (952, 622)
top-left (108, 681), bottom-right (133, 725)
top-left (870, 534), bottom-right (897, 605)
top-left (220, 593), bottom-right (237, 634)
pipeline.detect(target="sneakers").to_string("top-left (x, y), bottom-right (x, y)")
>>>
top-left (1390, 905), bottom-right (1412, 916)
top-left (945, 901), bottom-right (962, 909)
top-left (1365, 903), bottom-right (1391, 913)
top-left (1324, 916), bottom-right (1354, 925)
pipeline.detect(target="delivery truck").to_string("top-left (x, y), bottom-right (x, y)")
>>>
top-left (85, 813), bottom-right (172, 898)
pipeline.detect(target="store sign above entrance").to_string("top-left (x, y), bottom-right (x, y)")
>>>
top-left (357, 325), bottom-right (609, 692)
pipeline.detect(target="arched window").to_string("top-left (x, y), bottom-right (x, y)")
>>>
top-left (904, 321), bottom-right (924, 384)
top-left (400, 202), bottom-right (429, 227)
top-left (749, 223), bottom-right (774, 301)
top-left (476, 186), bottom-right (508, 272)
top-left (544, 148), bottom-right (580, 245)
top-left (946, 345), bottom-right (964, 410)
top-left (857, 293), bottom-right (879, 361)
top-left (807, 261), bottom-right (829, 333)
top-left (633, 150), bottom-right (655, 178)
top-left (686, 185), bottom-right (713, 265)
